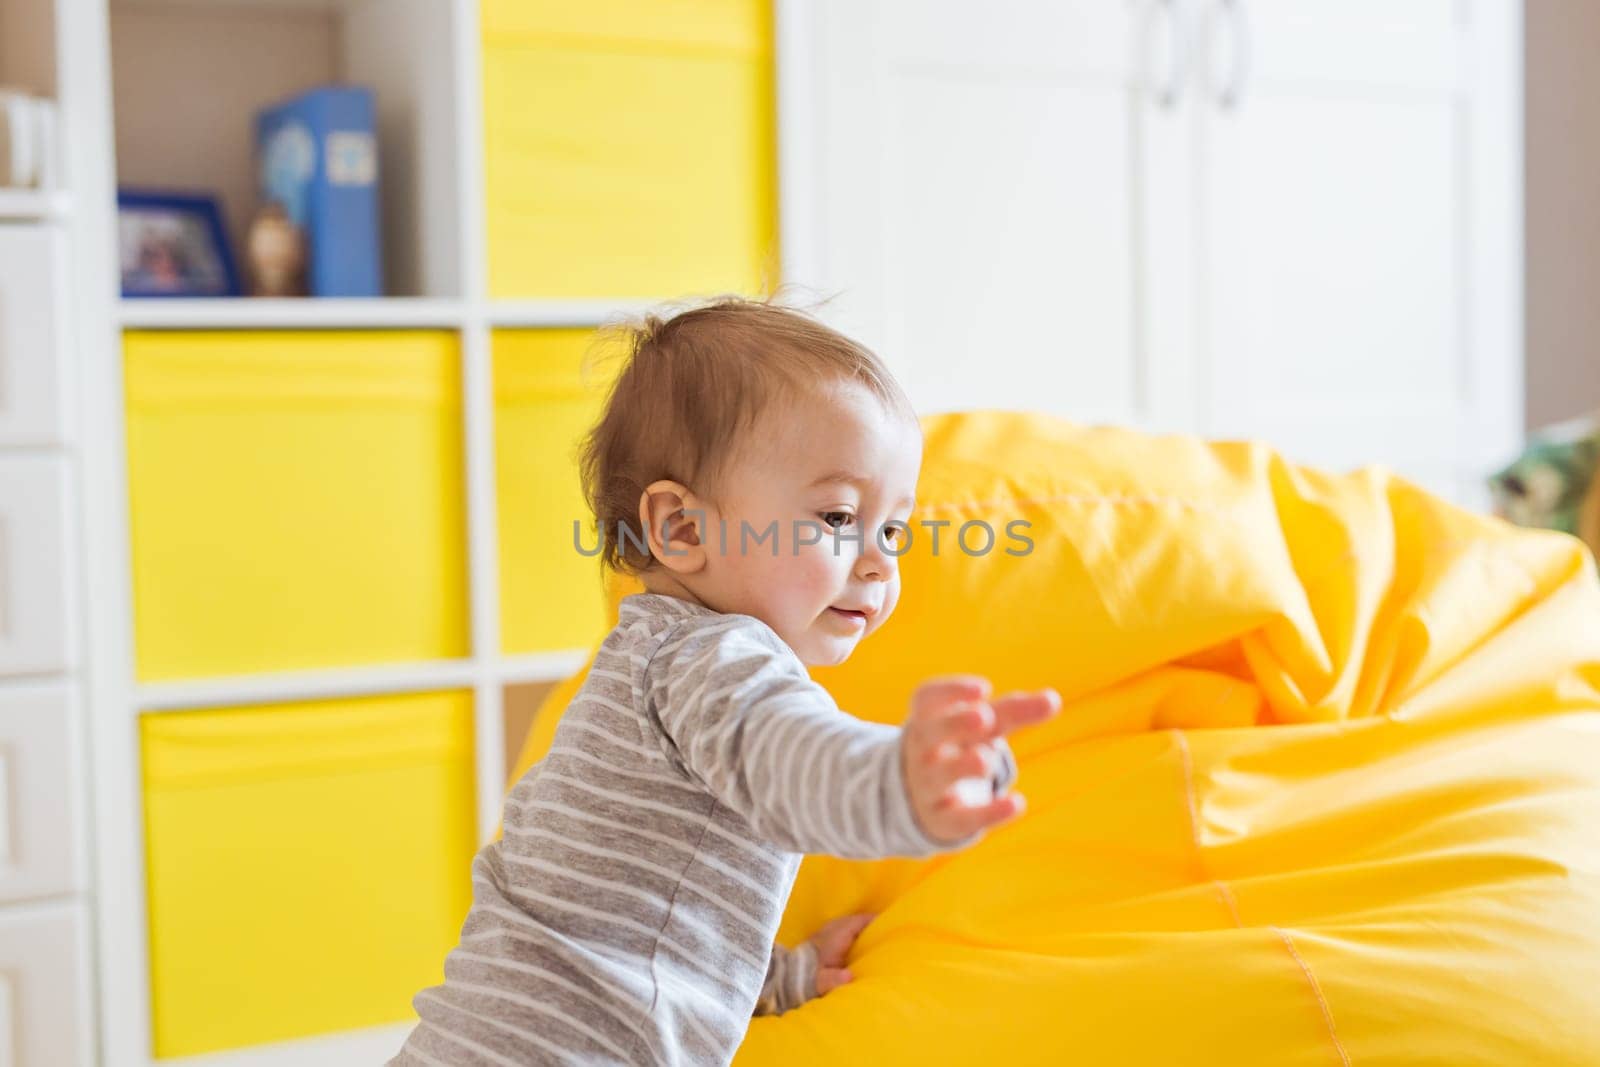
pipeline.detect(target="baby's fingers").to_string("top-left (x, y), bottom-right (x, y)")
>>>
top-left (933, 791), bottom-right (1027, 840)
top-left (908, 698), bottom-right (991, 759)
top-left (989, 689), bottom-right (1061, 739)
top-left (815, 967), bottom-right (854, 996)
top-left (909, 676), bottom-right (993, 720)
top-left (812, 912), bottom-right (874, 961)
top-left (918, 690), bottom-right (1059, 752)
top-left (925, 743), bottom-right (994, 792)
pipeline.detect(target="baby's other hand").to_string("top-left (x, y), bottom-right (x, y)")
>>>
top-left (901, 676), bottom-right (1061, 845)
top-left (809, 912), bottom-right (874, 995)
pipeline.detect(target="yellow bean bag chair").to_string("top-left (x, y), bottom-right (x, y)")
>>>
top-left (511, 411), bottom-right (1600, 1065)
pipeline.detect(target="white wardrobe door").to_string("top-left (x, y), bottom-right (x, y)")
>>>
top-left (1197, 0), bottom-right (1513, 504)
top-left (811, 0), bottom-right (1176, 428)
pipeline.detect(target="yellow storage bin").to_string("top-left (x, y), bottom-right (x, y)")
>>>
top-left (125, 331), bottom-right (470, 681)
top-left (481, 0), bottom-right (777, 298)
top-left (494, 329), bottom-right (617, 653)
top-left (141, 690), bottom-right (478, 1058)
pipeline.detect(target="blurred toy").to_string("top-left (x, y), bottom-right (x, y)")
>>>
top-left (1489, 410), bottom-right (1600, 557)
top-left (246, 201), bottom-right (306, 296)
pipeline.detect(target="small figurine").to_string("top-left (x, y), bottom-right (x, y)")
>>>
top-left (246, 200), bottom-right (306, 297)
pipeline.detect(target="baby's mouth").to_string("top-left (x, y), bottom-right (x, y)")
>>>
top-left (827, 607), bottom-right (869, 625)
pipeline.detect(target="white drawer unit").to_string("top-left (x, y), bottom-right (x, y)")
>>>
top-left (0, 684), bottom-right (79, 905)
top-left (0, 903), bottom-right (89, 1067)
top-left (0, 226), bottom-right (67, 447)
top-left (0, 456), bottom-right (71, 678)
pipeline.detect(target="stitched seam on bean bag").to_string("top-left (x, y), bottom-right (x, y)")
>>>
top-left (1272, 926), bottom-right (1352, 1067)
top-left (1173, 730), bottom-right (1244, 929)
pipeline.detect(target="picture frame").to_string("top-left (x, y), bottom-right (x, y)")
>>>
top-left (117, 189), bottom-right (241, 298)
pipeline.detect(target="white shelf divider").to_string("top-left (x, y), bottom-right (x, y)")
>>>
top-left (157, 1022), bottom-right (411, 1067)
top-left (110, 0), bottom-right (361, 12)
top-left (452, 0), bottom-right (512, 842)
top-left (0, 188), bottom-right (70, 220)
top-left (63, 0), bottom-right (157, 1052)
top-left (114, 297), bottom-right (688, 332)
top-left (117, 297), bottom-right (468, 330)
top-left (134, 659), bottom-right (483, 713)
top-left (487, 298), bottom-right (666, 329)
top-left (496, 649), bottom-right (591, 687)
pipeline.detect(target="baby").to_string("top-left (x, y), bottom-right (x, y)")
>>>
top-left (391, 300), bottom-right (1059, 1066)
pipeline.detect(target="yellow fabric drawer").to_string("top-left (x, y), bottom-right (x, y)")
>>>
top-left (494, 329), bottom-right (615, 653)
top-left (124, 331), bottom-right (470, 681)
top-left (141, 691), bottom-right (477, 1058)
top-left (481, 0), bottom-right (777, 298)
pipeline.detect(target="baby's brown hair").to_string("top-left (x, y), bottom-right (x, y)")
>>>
top-left (579, 297), bottom-right (915, 575)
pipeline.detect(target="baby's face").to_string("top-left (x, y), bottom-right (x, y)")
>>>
top-left (698, 383), bottom-right (921, 666)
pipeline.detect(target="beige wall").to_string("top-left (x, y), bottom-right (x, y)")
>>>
top-left (109, 6), bottom-right (339, 266)
top-left (0, 0), bottom-right (55, 96)
top-left (1526, 0), bottom-right (1600, 430)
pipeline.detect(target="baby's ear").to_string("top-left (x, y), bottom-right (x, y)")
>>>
top-left (639, 480), bottom-right (708, 574)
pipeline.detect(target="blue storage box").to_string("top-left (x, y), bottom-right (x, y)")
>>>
top-left (256, 86), bottom-right (383, 297)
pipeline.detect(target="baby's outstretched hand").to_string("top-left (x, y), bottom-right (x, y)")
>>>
top-left (901, 676), bottom-right (1061, 845)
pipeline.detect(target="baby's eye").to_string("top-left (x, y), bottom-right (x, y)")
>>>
top-left (820, 511), bottom-right (854, 530)
top-left (880, 521), bottom-right (915, 546)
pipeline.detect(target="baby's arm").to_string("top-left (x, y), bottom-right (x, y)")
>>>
top-left (644, 616), bottom-right (1056, 858)
top-left (754, 942), bottom-right (817, 1016)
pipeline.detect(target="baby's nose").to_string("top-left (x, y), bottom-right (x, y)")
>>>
top-left (853, 535), bottom-right (898, 581)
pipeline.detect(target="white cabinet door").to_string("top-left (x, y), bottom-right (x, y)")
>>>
top-left (809, 0), bottom-right (1188, 429)
top-left (0, 457), bottom-right (72, 676)
top-left (0, 904), bottom-right (89, 1067)
top-left (0, 227), bottom-right (68, 446)
top-left (1196, 0), bottom-right (1519, 503)
top-left (0, 685), bottom-right (80, 904)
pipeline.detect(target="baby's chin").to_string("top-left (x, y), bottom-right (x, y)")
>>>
top-left (796, 632), bottom-right (863, 668)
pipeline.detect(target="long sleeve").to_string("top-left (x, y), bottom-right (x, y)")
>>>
top-left (754, 942), bottom-right (819, 1016)
top-left (641, 613), bottom-right (949, 859)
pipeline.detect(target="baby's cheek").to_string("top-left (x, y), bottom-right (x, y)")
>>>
top-left (798, 540), bottom-right (843, 583)
top-left (875, 576), bottom-right (902, 631)
top-left (760, 550), bottom-right (823, 615)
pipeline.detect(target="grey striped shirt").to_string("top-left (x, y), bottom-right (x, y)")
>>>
top-left (391, 592), bottom-right (998, 1066)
